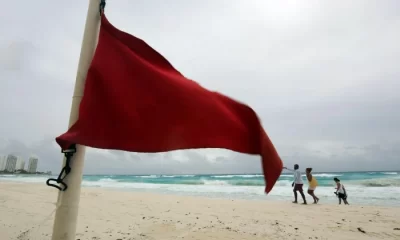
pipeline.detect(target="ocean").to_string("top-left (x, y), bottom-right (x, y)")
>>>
top-left (1, 171), bottom-right (399, 206)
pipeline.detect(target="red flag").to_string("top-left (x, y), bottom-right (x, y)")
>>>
top-left (56, 15), bottom-right (283, 193)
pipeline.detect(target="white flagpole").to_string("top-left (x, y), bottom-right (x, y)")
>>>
top-left (51, 1), bottom-right (102, 239)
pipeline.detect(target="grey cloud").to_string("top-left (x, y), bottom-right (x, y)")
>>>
top-left (1, 137), bottom-right (398, 174)
top-left (0, 138), bottom-right (261, 174)
top-left (1, 0), bottom-right (399, 173)
top-left (281, 143), bottom-right (400, 172)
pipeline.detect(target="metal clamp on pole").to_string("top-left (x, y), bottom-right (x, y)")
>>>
top-left (46, 144), bottom-right (77, 191)
top-left (99, 0), bottom-right (106, 15)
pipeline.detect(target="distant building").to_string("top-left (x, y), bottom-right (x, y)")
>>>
top-left (16, 157), bottom-right (25, 171)
top-left (5, 154), bottom-right (18, 172)
top-left (0, 155), bottom-right (7, 171)
top-left (27, 156), bottom-right (38, 173)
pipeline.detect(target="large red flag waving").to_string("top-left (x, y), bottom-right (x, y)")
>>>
top-left (56, 14), bottom-right (283, 193)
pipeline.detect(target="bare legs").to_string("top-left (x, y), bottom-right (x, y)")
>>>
top-left (339, 198), bottom-right (349, 205)
top-left (307, 189), bottom-right (319, 204)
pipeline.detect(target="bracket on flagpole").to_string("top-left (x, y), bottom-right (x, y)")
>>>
top-left (46, 144), bottom-right (77, 191)
top-left (99, 0), bottom-right (106, 15)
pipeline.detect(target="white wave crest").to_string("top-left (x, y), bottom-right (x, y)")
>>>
top-left (161, 175), bottom-right (195, 178)
top-left (201, 180), bottom-right (230, 185)
top-left (136, 175), bottom-right (158, 178)
top-left (312, 173), bottom-right (343, 177)
top-left (213, 174), bottom-right (262, 178)
top-left (97, 178), bottom-right (118, 183)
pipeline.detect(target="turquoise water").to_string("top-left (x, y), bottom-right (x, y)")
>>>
top-left (1, 171), bottom-right (399, 206)
top-left (83, 171), bottom-right (400, 187)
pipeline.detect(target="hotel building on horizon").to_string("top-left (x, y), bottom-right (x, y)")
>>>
top-left (4, 154), bottom-right (18, 172)
top-left (0, 154), bottom-right (39, 173)
top-left (27, 156), bottom-right (38, 173)
top-left (0, 155), bottom-right (6, 171)
top-left (16, 156), bottom-right (25, 171)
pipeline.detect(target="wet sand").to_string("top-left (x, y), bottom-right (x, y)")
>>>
top-left (0, 182), bottom-right (399, 240)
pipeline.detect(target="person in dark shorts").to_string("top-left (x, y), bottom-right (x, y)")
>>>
top-left (284, 164), bottom-right (307, 204)
top-left (334, 177), bottom-right (349, 205)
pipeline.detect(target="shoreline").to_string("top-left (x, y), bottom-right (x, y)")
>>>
top-left (1, 182), bottom-right (400, 240)
top-left (2, 179), bottom-right (399, 208)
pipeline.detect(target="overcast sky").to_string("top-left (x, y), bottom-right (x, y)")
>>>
top-left (0, 0), bottom-right (399, 174)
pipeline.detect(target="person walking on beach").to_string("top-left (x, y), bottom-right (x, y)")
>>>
top-left (306, 168), bottom-right (319, 204)
top-left (284, 164), bottom-right (307, 204)
top-left (334, 177), bottom-right (349, 205)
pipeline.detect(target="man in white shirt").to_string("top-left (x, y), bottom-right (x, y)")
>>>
top-left (284, 164), bottom-right (307, 204)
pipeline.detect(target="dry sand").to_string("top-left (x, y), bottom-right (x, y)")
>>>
top-left (0, 182), bottom-right (399, 240)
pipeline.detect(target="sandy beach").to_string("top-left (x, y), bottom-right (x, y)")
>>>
top-left (0, 182), bottom-right (399, 240)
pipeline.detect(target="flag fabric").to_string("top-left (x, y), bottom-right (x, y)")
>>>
top-left (56, 14), bottom-right (283, 193)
